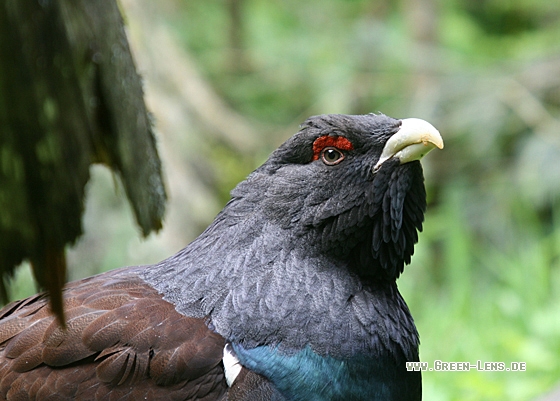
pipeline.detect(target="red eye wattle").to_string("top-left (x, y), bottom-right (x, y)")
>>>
top-left (312, 135), bottom-right (353, 164)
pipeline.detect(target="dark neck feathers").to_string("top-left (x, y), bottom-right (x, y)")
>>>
top-left (142, 160), bottom-right (424, 362)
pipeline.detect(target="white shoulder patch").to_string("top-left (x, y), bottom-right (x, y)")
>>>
top-left (223, 343), bottom-right (243, 387)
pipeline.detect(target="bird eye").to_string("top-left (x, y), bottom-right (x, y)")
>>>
top-left (321, 147), bottom-right (345, 165)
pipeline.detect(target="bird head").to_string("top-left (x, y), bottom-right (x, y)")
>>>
top-left (230, 113), bottom-right (443, 281)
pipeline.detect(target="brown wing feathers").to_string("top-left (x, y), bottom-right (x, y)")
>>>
top-left (0, 269), bottom-right (228, 400)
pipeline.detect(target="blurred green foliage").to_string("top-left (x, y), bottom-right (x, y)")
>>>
top-left (9, 0), bottom-right (560, 399)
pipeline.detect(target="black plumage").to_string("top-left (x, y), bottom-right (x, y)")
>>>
top-left (0, 113), bottom-right (442, 400)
